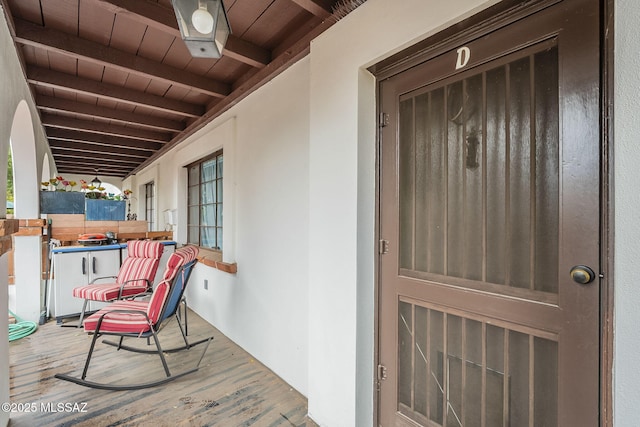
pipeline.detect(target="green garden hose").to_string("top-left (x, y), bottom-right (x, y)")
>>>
top-left (8, 310), bottom-right (37, 342)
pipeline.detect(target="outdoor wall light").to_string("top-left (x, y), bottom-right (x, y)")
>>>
top-left (91, 176), bottom-right (101, 187)
top-left (171, 0), bottom-right (231, 58)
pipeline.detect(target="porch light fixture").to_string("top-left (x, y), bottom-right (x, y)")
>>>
top-left (171, 0), bottom-right (231, 58)
top-left (91, 176), bottom-right (101, 188)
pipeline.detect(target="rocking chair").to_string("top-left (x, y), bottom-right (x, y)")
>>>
top-left (55, 245), bottom-right (212, 390)
top-left (70, 240), bottom-right (164, 327)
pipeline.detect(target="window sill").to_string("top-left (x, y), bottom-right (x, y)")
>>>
top-left (197, 257), bottom-right (237, 274)
top-left (195, 246), bottom-right (237, 274)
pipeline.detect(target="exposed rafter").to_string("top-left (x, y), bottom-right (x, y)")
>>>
top-left (89, 0), bottom-right (271, 68)
top-left (14, 18), bottom-right (230, 98)
top-left (290, 0), bottom-right (334, 18)
top-left (26, 66), bottom-right (204, 118)
top-left (0, 0), bottom-right (348, 177)
top-left (36, 95), bottom-right (185, 133)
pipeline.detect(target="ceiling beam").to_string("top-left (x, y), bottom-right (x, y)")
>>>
top-left (45, 128), bottom-right (162, 152)
top-left (27, 66), bottom-right (204, 118)
top-left (41, 113), bottom-right (172, 142)
top-left (37, 95), bottom-right (185, 133)
top-left (51, 150), bottom-right (142, 167)
top-left (90, 0), bottom-right (271, 68)
top-left (130, 16), bottom-right (338, 175)
top-left (14, 18), bottom-right (230, 98)
top-left (289, 0), bottom-right (334, 18)
top-left (55, 162), bottom-right (132, 174)
top-left (48, 140), bottom-right (150, 159)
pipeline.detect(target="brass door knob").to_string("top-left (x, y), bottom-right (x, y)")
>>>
top-left (570, 265), bottom-right (596, 284)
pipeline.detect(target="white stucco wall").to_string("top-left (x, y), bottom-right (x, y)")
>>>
top-left (614, 0), bottom-right (640, 425)
top-left (133, 58), bottom-right (311, 396)
top-left (308, 0), bottom-right (499, 425)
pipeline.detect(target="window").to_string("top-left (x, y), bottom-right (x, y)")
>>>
top-left (187, 150), bottom-right (223, 250)
top-left (145, 181), bottom-right (155, 231)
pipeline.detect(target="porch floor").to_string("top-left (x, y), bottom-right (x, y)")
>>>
top-left (8, 310), bottom-right (316, 427)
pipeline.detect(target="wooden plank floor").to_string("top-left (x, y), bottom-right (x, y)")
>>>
top-left (8, 311), bottom-right (317, 427)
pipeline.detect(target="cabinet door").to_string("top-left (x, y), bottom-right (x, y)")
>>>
top-left (88, 249), bottom-right (121, 280)
top-left (53, 251), bottom-right (90, 318)
top-left (88, 248), bottom-right (122, 311)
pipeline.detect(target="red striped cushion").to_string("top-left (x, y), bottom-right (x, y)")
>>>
top-left (146, 281), bottom-right (171, 323)
top-left (127, 240), bottom-right (164, 259)
top-left (115, 257), bottom-right (160, 288)
top-left (162, 246), bottom-right (199, 282)
top-left (72, 282), bottom-right (147, 300)
top-left (83, 300), bottom-right (152, 334)
top-left (73, 240), bottom-right (164, 303)
top-left (116, 241), bottom-right (164, 286)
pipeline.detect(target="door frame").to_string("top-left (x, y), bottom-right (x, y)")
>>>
top-left (369, 0), bottom-right (614, 425)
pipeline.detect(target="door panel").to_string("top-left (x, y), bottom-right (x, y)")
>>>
top-left (378, 1), bottom-right (600, 426)
top-left (396, 299), bottom-right (558, 427)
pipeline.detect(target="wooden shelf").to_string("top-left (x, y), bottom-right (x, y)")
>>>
top-left (197, 257), bottom-right (237, 274)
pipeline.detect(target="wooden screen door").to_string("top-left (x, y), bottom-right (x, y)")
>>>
top-left (377, 1), bottom-right (600, 426)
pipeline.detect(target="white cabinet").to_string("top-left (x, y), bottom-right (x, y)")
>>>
top-left (51, 245), bottom-right (122, 322)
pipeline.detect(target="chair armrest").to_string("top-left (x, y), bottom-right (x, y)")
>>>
top-left (117, 278), bottom-right (153, 299)
top-left (88, 275), bottom-right (118, 285)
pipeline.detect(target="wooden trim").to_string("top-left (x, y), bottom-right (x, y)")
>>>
top-left (369, 0), bottom-right (560, 80)
top-left (146, 231), bottom-right (173, 240)
top-left (0, 219), bottom-right (20, 257)
top-left (601, 0), bottom-right (615, 425)
top-left (18, 218), bottom-right (46, 227)
top-left (197, 256), bottom-right (237, 274)
top-left (290, 0), bottom-right (333, 18)
top-left (13, 227), bottom-right (42, 236)
top-left (116, 232), bottom-right (147, 241)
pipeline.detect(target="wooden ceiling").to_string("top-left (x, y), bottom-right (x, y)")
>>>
top-left (0, 0), bottom-right (350, 178)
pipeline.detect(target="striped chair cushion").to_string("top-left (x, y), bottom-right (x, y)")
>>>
top-left (73, 282), bottom-right (148, 300)
top-left (73, 240), bottom-right (163, 301)
top-left (83, 300), bottom-right (152, 334)
top-left (145, 246), bottom-right (199, 323)
top-left (83, 282), bottom-right (171, 333)
top-left (116, 241), bottom-right (164, 287)
top-left (162, 246), bottom-right (199, 282)
top-left (127, 240), bottom-right (164, 259)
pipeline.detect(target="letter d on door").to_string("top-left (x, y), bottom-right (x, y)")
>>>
top-left (455, 46), bottom-right (471, 70)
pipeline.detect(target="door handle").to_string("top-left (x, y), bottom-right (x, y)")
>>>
top-left (92, 256), bottom-right (96, 274)
top-left (570, 265), bottom-right (596, 284)
top-left (82, 257), bottom-right (86, 275)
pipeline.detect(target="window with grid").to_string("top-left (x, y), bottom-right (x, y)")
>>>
top-left (187, 150), bottom-right (223, 250)
top-left (145, 181), bottom-right (155, 231)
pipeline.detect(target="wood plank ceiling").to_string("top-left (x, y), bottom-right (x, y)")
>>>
top-left (0, 0), bottom-right (351, 178)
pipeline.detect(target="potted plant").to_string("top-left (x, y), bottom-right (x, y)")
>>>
top-left (39, 176), bottom-right (85, 214)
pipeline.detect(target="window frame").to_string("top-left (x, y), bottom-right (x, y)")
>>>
top-left (144, 181), bottom-right (155, 231)
top-left (186, 149), bottom-right (223, 251)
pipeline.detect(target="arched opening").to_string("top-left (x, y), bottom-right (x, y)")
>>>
top-left (42, 152), bottom-right (51, 186)
top-left (9, 100), bottom-right (41, 323)
top-left (6, 148), bottom-right (14, 217)
top-left (10, 100), bottom-right (38, 218)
